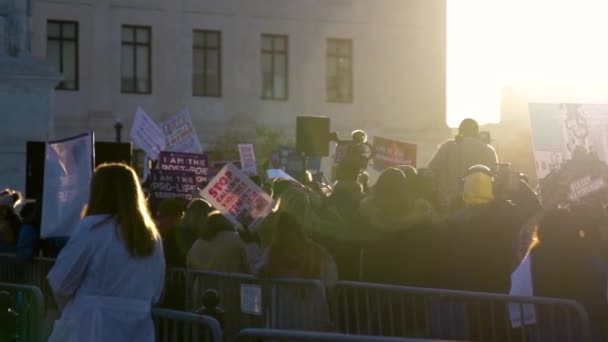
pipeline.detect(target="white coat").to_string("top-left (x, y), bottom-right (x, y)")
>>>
top-left (47, 214), bottom-right (165, 342)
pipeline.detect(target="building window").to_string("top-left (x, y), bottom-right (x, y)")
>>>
top-left (261, 34), bottom-right (288, 100)
top-left (121, 25), bottom-right (151, 94)
top-left (193, 30), bottom-right (221, 97)
top-left (47, 20), bottom-right (79, 91)
top-left (327, 38), bottom-right (353, 103)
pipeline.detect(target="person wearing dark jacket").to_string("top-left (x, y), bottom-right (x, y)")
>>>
top-left (527, 208), bottom-right (607, 341)
top-left (437, 165), bottom-right (532, 340)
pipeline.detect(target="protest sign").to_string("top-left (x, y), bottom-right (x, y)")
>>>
top-left (159, 108), bottom-right (202, 153)
top-left (129, 107), bottom-right (166, 160)
top-left (238, 144), bottom-right (257, 176)
top-left (41, 132), bottom-right (94, 238)
top-left (567, 175), bottom-right (607, 202)
top-left (240, 284), bottom-right (263, 315)
top-left (149, 169), bottom-right (197, 202)
top-left (200, 163), bottom-right (274, 229)
top-left (529, 103), bottom-right (608, 180)
top-left (209, 160), bottom-right (241, 180)
top-left (509, 254), bottom-right (536, 328)
top-left (373, 136), bottom-right (417, 171)
top-left (266, 169), bottom-right (297, 182)
top-left (158, 151), bottom-right (209, 185)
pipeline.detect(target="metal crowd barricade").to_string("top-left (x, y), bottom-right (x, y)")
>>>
top-left (0, 254), bottom-right (57, 311)
top-left (152, 308), bottom-right (223, 342)
top-left (0, 282), bottom-right (45, 342)
top-left (234, 328), bottom-right (462, 341)
top-left (0, 253), bottom-right (19, 282)
top-left (163, 267), bottom-right (187, 310)
top-left (186, 269), bottom-right (330, 342)
top-left (331, 281), bottom-right (592, 342)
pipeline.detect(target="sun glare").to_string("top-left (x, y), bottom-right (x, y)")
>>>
top-left (447, 0), bottom-right (608, 128)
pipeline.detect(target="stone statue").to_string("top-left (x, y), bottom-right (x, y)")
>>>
top-left (0, 0), bottom-right (29, 57)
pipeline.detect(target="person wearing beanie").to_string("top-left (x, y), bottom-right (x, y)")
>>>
top-left (428, 118), bottom-right (499, 205)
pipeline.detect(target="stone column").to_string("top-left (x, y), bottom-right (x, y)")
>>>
top-left (0, 57), bottom-right (60, 192)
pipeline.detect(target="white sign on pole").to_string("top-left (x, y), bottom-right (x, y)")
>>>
top-left (129, 107), bottom-right (166, 160)
top-left (200, 163), bottom-right (273, 229)
top-left (238, 144), bottom-right (257, 176)
top-left (41, 132), bottom-right (94, 238)
top-left (159, 108), bottom-right (202, 153)
top-left (240, 284), bottom-right (262, 315)
top-left (509, 254), bottom-right (536, 328)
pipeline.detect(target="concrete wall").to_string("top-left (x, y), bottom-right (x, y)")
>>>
top-left (30, 0), bottom-right (447, 169)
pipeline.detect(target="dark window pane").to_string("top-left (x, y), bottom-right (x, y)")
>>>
top-left (327, 56), bottom-right (337, 76)
top-left (274, 54), bottom-right (286, 76)
top-left (206, 75), bottom-right (219, 96)
top-left (47, 22), bottom-right (60, 38)
top-left (62, 41), bottom-right (77, 89)
top-left (122, 27), bottom-right (134, 43)
top-left (136, 28), bottom-right (149, 44)
top-left (121, 45), bottom-right (134, 91)
top-left (262, 53), bottom-right (272, 73)
top-left (63, 23), bottom-right (76, 39)
top-left (193, 49), bottom-right (204, 74)
top-left (274, 37), bottom-right (286, 52)
top-left (338, 41), bottom-right (351, 56)
top-left (262, 36), bottom-right (272, 50)
top-left (327, 40), bottom-right (337, 55)
top-left (327, 39), bottom-right (352, 102)
top-left (193, 31), bottom-right (205, 47)
top-left (136, 45), bottom-right (149, 92)
top-left (263, 73), bottom-right (273, 98)
top-left (205, 50), bottom-right (219, 74)
top-left (46, 40), bottom-right (60, 71)
top-left (205, 32), bottom-right (219, 48)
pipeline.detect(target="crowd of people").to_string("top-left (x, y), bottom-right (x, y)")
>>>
top-left (1, 118), bottom-right (607, 340)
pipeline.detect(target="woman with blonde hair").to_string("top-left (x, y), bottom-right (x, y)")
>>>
top-left (47, 163), bottom-right (165, 342)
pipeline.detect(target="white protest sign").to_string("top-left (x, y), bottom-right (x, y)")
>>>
top-left (509, 254), bottom-right (536, 328)
top-left (129, 107), bottom-right (166, 160)
top-left (200, 163), bottom-right (274, 229)
top-left (567, 175), bottom-right (606, 202)
top-left (240, 284), bottom-right (262, 315)
top-left (41, 133), bottom-right (94, 238)
top-left (238, 144), bottom-right (257, 176)
top-left (160, 108), bottom-right (202, 153)
top-left (266, 168), bottom-right (297, 182)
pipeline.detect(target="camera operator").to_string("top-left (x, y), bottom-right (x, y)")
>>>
top-left (428, 118), bottom-right (498, 205)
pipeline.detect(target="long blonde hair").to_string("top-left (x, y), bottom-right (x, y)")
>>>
top-left (84, 163), bottom-right (159, 257)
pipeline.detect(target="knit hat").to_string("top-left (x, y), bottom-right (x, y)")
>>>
top-left (0, 189), bottom-right (21, 208)
top-left (463, 165), bottom-right (494, 205)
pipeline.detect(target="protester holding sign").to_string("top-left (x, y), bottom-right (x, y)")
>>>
top-left (158, 151), bottom-right (209, 186)
top-left (200, 163), bottom-right (274, 229)
top-left (129, 107), bottom-right (166, 160)
top-left (41, 132), bottom-right (94, 238)
top-left (159, 109), bottom-right (202, 153)
top-left (517, 208), bottom-right (608, 340)
top-left (47, 163), bottom-right (164, 342)
top-left (373, 136), bottom-right (417, 171)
